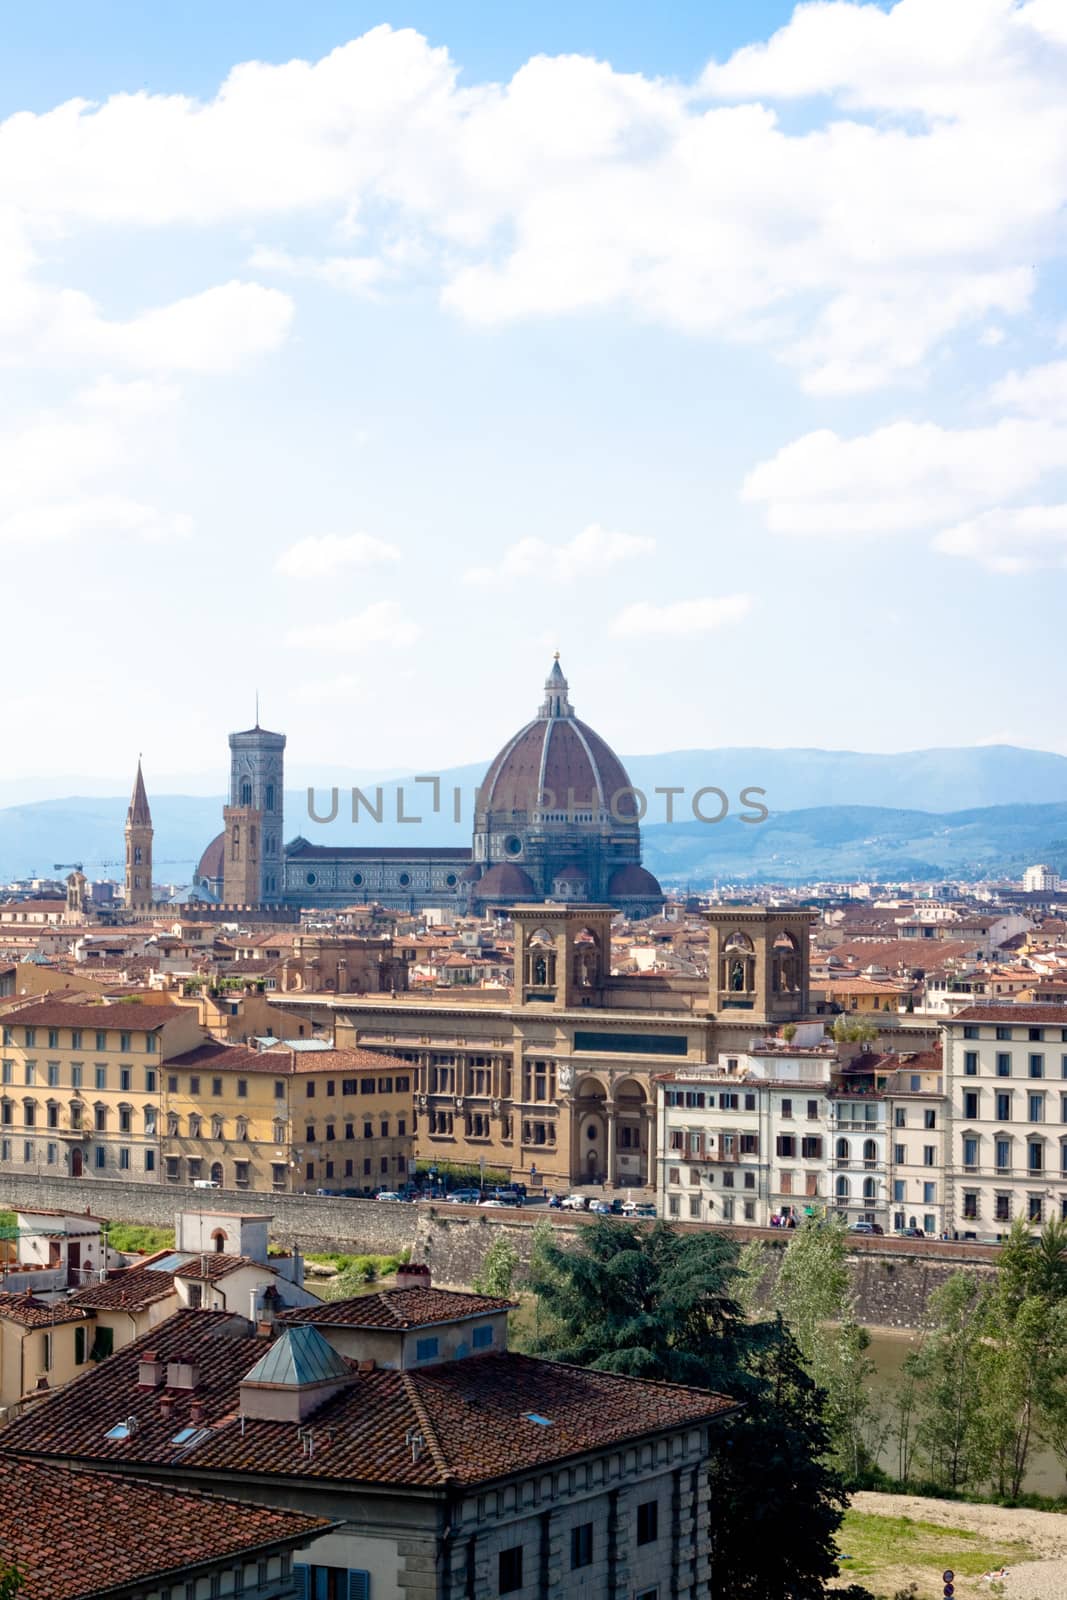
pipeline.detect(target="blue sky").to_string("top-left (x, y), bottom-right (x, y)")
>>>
top-left (5, 0), bottom-right (1067, 788)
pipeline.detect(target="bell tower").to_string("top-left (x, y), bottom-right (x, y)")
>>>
top-left (222, 718), bottom-right (286, 905)
top-left (704, 906), bottom-right (815, 1025)
top-left (124, 759), bottom-right (153, 913)
top-left (510, 903), bottom-right (614, 1010)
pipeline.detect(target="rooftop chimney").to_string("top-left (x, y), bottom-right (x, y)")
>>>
top-left (138, 1353), bottom-right (164, 1389)
top-left (166, 1359), bottom-right (199, 1391)
top-left (395, 1263), bottom-right (432, 1291)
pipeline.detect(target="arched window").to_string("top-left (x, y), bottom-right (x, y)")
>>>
top-left (231, 825), bottom-right (240, 861)
top-left (211, 1228), bottom-right (228, 1254)
top-left (210, 1161), bottom-right (224, 1186)
top-left (836, 1137), bottom-right (849, 1161)
top-left (835, 1175), bottom-right (850, 1199)
top-left (863, 1139), bottom-right (877, 1163)
top-left (133, 846), bottom-right (142, 866)
top-left (265, 784), bottom-right (275, 812)
top-left (240, 780), bottom-right (252, 806)
top-left (863, 1177), bottom-right (877, 1200)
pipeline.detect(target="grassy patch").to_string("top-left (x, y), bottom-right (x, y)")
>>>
top-left (107, 1223), bottom-right (175, 1254)
top-left (307, 1251), bottom-right (410, 1300)
top-left (837, 1508), bottom-right (1030, 1585)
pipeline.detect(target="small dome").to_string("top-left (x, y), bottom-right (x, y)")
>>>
top-left (553, 866), bottom-right (587, 883)
top-left (472, 863), bottom-right (537, 902)
top-left (607, 864), bottom-right (663, 900)
top-left (458, 864), bottom-right (482, 884)
top-left (195, 832), bottom-right (225, 883)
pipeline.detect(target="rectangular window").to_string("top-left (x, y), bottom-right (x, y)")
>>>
top-left (1030, 1195), bottom-right (1044, 1223)
top-left (120, 1032), bottom-right (131, 1053)
top-left (781, 1099), bottom-right (792, 1118)
top-left (95, 1031), bottom-right (106, 1052)
top-left (144, 1069), bottom-right (156, 1092)
top-left (923, 1181), bottom-right (936, 1204)
top-left (637, 1500), bottom-right (659, 1546)
top-left (963, 1137), bottom-right (978, 1169)
top-left (894, 1107), bottom-right (906, 1127)
top-left (1030, 1093), bottom-right (1045, 1122)
top-left (924, 1109), bottom-right (937, 1129)
top-left (996, 1025), bottom-right (1012, 1041)
top-left (996, 1138), bottom-right (1011, 1172)
top-left (571, 1523), bottom-right (593, 1571)
top-left (1030, 1054), bottom-right (1045, 1079)
top-left (498, 1547), bottom-right (523, 1595)
top-left (923, 1145), bottom-right (935, 1166)
top-left (145, 1034), bottom-right (156, 1053)
top-left (807, 1100), bottom-right (819, 1120)
top-left (94, 1065), bottom-right (106, 1090)
top-left (416, 1337), bottom-right (439, 1362)
top-left (996, 1092), bottom-right (1012, 1121)
top-left (119, 1068), bottom-right (131, 1092)
top-left (1029, 1143), bottom-right (1044, 1174)
top-left (145, 1150), bottom-right (155, 1172)
top-left (94, 1146), bottom-right (106, 1170)
top-left (963, 1091), bottom-right (979, 1120)
top-left (119, 1147), bottom-right (130, 1170)
top-left (963, 1025), bottom-right (979, 1040)
top-left (472, 1325), bottom-right (494, 1350)
top-left (996, 1053), bottom-right (1011, 1077)
top-left (963, 1051), bottom-right (978, 1076)
top-left (894, 1179), bottom-right (905, 1202)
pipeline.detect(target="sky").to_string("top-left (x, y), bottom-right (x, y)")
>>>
top-left (6, 0), bottom-right (1067, 790)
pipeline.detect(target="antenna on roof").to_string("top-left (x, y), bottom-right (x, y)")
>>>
top-left (255, 688), bottom-right (259, 729)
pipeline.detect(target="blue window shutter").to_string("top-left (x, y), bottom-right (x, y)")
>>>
top-left (347, 1573), bottom-right (370, 1600)
top-left (293, 1565), bottom-right (310, 1600)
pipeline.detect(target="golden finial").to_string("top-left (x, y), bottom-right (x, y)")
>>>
top-left (553, 650), bottom-right (560, 661)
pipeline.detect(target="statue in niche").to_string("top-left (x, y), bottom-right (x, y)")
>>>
top-left (730, 958), bottom-right (746, 991)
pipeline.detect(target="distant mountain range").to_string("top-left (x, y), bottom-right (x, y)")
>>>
top-left (4, 745), bottom-right (1067, 887)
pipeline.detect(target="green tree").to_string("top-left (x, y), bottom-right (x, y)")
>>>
top-left (528, 1219), bottom-right (846, 1599)
top-left (773, 1215), bottom-right (881, 1480)
top-left (0, 1563), bottom-right (21, 1600)
top-left (908, 1271), bottom-right (992, 1491)
top-left (473, 1232), bottom-right (520, 1298)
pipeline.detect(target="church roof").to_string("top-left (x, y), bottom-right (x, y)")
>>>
top-left (195, 832), bottom-right (225, 882)
top-left (126, 760), bottom-right (152, 828)
top-left (472, 863), bottom-right (537, 901)
top-left (608, 864), bottom-right (664, 898)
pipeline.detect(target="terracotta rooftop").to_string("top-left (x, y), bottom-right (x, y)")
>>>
top-left (0, 1291), bottom-right (93, 1330)
top-left (949, 1004), bottom-right (1067, 1025)
top-left (2, 1309), bottom-right (738, 1490)
top-left (278, 1288), bottom-right (517, 1331)
top-left (68, 1249), bottom-right (279, 1310)
top-left (1, 1000), bottom-right (180, 1030)
top-left (0, 1457), bottom-right (328, 1600)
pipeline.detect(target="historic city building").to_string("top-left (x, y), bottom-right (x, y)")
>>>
top-left (192, 658), bottom-right (663, 917)
top-left (124, 760), bottom-right (153, 913)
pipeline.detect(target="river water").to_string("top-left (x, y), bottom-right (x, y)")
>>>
top-left (866, 1329), bottom-right (1065, 1497)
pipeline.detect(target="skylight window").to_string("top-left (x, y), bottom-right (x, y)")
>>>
top-left (523, 1412), bottom-right (553, 1426)
top-left (105, 1421), bottom-right (133, 1440)
top-left (171, 1425), bottom-right (211, 1450)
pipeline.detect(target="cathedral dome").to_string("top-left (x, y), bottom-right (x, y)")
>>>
top-left (195, 832), bottom-right (225, 884)
top-left (478, 657), bottom-right (637, 821)
top-left (607, 864), bottom-right (663, 901)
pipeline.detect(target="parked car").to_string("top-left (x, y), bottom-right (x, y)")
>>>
top-left (492, 1189), bottom-right (524, 1207)
top-left (375, 1190), bottom-right (402, 1203)
top-left (589, 1199), bottom-right (613, 1214)
top-left (447, 1189), bottom-right (481, 1205)
top-left (478, 1198), bottom-right (506, 1208)
top-left (849, 1221), bottom-right (875, 1234)
top-left (192, 1179), bottom-right (219, 1190)
top-left (897, 1226), bottom-right (926, 1239)
top-left (621, 1201), bottom-right (657, 1218)
top-left (561, 1194), bottom-right (589, 1211)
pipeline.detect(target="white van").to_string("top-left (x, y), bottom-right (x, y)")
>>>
top-left (192, 1179), bottom-right (219, 1189)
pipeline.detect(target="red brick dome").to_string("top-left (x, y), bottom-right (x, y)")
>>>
top-left (607, 864), bottom-right (663, 899)
top-left (478, 658), bottom-right (637, 820)
top-left (196, 831), bottom-right (225, 883)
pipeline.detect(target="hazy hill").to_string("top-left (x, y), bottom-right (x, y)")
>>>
top-left (4, 746), bottom-right (1067, 886)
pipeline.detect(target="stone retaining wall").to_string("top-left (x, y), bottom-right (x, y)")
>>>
top-left (0, 1173), bottom-right (998, 1329)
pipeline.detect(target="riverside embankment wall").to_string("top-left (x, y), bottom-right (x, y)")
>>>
top-left (0, 1173), bottom-right (999, 1330)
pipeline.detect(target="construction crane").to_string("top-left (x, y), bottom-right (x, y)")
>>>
top-left (53, 862), bottom-right (84, 873)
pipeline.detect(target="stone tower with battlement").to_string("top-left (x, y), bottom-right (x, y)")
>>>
top-left (124, 760), bottom-right (153, 913)
top-left (222, 723), bottom-right (286, 905)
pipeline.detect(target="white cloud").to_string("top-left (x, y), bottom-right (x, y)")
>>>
top-left (249, 247), bottom-right (386, 296)
top-left (0, 6), bottom-right (1064, 391)
top-left (609, 594), bottom-right (752, 637)
top-left (741, 419), bottom-right (1067, 535)
top-left (464, 523), bottom-right (654, 586)
top-left (276, 532), bottom-right (401, 578)
top-left (0, 379), bottom-right (190, 547)
top-left (989, 358), bottom-right (1067, 421)
top-left (285, 599), bottom-right (420, 652)
top-left (933, 505), bottom-right (1067, 573)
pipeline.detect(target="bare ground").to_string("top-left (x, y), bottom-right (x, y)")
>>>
top-left (850, 1492), bottom-right (1067, 1600)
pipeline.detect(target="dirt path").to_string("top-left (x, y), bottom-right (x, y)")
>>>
top-left (850, 1492), bottom-right (1067, 1599)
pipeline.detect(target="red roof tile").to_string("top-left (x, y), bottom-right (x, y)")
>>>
top-left (2, 1308), bottom-right (737, 1490)
top-left (0, 1458), bottom-right (328, 1600)
top-left (278, 1288), bottom-right (517, 1330)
